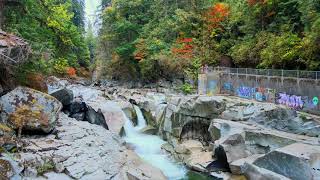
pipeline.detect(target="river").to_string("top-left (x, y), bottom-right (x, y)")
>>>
top-left (124, 105), bottom-right (187, 179)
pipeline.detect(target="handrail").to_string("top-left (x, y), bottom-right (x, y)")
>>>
top-left (207, 67), bottom-right (319, 80)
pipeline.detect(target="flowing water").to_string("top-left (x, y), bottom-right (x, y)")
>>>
top-left (124, 105), bottom-right (187, 180)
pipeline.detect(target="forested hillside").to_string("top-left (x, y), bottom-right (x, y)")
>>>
top-left (1, 0), bottom-right (93, 82)
top-left (98, 0), bottom-right (320, 83)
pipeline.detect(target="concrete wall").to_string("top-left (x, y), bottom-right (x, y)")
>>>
top-left (199, 72), bottom-right (320, 115)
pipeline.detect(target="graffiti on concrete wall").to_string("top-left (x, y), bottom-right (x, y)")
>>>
top-left (221, 82), bottom-right (233, 94)
top-left (207, 80), bottom-right (219, 96)
top-left (276, 93), bottom-right (304, 109)
top-left (301, 96), bottom-right (319, 110)
top-left (255, 88), bottom-right (276, 102)
top-left (203, 75), bottom-right (320, 113)
top-left (237, 86), bottom-right (255, 99)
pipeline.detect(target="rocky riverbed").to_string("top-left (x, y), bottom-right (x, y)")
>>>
top-left (0, 77), bottom-right (320, 180)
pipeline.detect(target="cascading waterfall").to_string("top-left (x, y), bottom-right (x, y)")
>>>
top-left (124, 105), bottom-right (187, 180)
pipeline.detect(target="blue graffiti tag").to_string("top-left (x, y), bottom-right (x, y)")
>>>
top-left (223, 82), bottom-right (233, 91)
top-left (237, 86), bottom-right (255, 99)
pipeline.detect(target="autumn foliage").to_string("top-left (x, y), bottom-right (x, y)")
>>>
top-left (134, 39), bottom-right (147, 61)
top-left (206, 3), bottom-right (230, 30)
top-left (67, 67), bottom-right (76, 77)
top-left (171, 37), bottom-right (194, 59)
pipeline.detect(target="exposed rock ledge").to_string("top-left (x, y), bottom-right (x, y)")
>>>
top-left (12, 113), bottom-right (166, 180)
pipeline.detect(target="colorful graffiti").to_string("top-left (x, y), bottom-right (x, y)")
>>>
top-left (207, 80), bottom-right (219, 96)
top-left (223, 82), bottom-right (233, 91)
top-left (276, 93), bottom-right (304, 109)
top-left (202, 78), bottom-right (319, 113)
top-left (237, 86), bottom-right (255, 99)
top-left (301, 96), bottom-right (319, 110)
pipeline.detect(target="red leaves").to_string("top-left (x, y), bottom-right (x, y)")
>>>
top-left (206, 3), bottom-right (230, 30)
top-left (67, 67), bottom-right (76, 77)
top-left (171, 37), bottom-right (193, 59)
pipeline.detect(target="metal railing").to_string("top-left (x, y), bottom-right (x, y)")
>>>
top-left (210, 67), bottom-right (320, 80)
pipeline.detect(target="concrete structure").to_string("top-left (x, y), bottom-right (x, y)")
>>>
top-left (199, 67), bottom-right (320, 115)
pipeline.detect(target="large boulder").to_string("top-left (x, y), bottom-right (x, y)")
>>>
top-left (162, 96), bottom-right (225, 143)
top-left (50, 88), bottom-right (74, 107)
top-left (220, 99), bottom-right (320, 137)
top-left (85, 106), bottom-right (109, 130)
top-left (252, 143), bottom-right (320, 180)
top-left (0, 87), bottom-right (62, 133)
top-left (208, 119), bottom-right (320, 174)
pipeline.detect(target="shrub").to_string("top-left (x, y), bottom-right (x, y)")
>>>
top-left (53, 58), bottom-right (69, 75)
top-left (181, 83), bottom-right (193, 94)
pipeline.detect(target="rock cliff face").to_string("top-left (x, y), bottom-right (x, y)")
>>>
top-left (123, 90), bottom-right (320, 179)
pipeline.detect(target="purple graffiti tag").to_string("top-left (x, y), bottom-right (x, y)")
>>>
top-left (277, 93), bottom-right (304, 109)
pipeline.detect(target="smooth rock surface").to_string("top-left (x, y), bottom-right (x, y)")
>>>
top-left (253, 143), bottom-right (320, 180)
top-left (17, 113), bottom-right (166, 180)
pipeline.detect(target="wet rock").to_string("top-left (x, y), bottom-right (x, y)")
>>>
top-left (253, 143), bottom-right (320, 180)
top-left (50, 88), bottom-right (74, 107)
top-left (139, 125), bottom-right (157, 135)
top-left (0, 87), bottom-right (62, 133)
top-left (85, 106), bottom-right (109, 130)
top-left (118, 101), bottom-right (137, 125)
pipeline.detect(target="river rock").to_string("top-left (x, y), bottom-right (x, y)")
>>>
top-left (69, 100), bottom-right (87, 115)
top-left (140, 125), bottom-right (157, 135)
top-left (229, 154), bottom-right (264, 175)
top-left (162, 95), bottom-right (225, 143)
top-left (50, 88), bottom-right (74, 107)
top-left (252, 143), bottom-right (320, 180)
top-left (118, 100), bottom-right (137, 126)
top-left (16, 113), bottom-right (166, 180)
top-left (208, 118), bottom-right (320, 174)
top-left (0, 87), bottom-right (62, 133)
top-left (85, 106), bottom-right (109, 130)
top-left (242, 163), bottom-right (290, 180)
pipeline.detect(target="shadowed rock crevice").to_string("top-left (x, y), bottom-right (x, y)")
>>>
top-left (179, 119), bottom-right (211, 145)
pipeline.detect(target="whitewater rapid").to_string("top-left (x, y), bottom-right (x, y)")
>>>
top-left (123, 105), bottom-right (187, 180)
